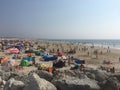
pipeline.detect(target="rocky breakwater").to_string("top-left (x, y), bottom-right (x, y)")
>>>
top-left (0, 66), bottom-right (120, 90)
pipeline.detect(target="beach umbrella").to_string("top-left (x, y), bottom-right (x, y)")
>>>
top-left (8, 48), bottom-right (19, 54)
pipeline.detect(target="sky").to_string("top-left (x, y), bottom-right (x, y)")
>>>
top-left (0, 0), bottom-right (120, 39)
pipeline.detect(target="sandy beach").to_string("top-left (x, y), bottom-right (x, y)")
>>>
top-left (1, 38), bottom-right (120, 71)
top-left (0, 38), bottom-right (120, 90)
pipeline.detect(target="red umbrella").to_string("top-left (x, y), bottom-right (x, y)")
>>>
top-left (8, 48), bottom-right (19, 54)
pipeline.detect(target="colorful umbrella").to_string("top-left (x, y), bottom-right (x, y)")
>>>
top-left (8, 48), bottom-right (19, 54)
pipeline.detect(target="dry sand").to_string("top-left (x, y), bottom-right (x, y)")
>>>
top-left (1, 38), bottom-right (120, 74)
top-left (38, 41), bottom-right (120, 72)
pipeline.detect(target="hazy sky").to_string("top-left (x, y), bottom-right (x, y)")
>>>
top-left (0, 0), bottom-right (120, 39)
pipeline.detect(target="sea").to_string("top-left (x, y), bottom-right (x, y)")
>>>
top-left (40, 39), bottom-right (120, 50)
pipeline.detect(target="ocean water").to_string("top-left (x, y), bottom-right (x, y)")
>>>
top-left (41, 39), bottom-right (120, 50)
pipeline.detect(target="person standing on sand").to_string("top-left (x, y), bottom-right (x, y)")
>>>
top-left (87, 51), bottom-right (89, 56)
top-left (68, 56), bottom-right (71, 66)
top-left (107, 46), bottom-right (110, 53)
top-left (100, 51), bottom-right (103, 55)
top-left (94, 50), bottom-right (98, 59)
top-left (119, 57), bottom-right (120, 62)
top-left (71, 56), bottom-right (74, 63)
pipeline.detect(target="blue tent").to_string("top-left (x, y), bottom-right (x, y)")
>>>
top-left (22, 57), bottom-right (35, 61)
top-left (73, 58), bottom-right (85, 66)
top-left (43, 54), bottom-right (57, 61)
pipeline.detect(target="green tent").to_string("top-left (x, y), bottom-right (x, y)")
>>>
top-left (34, 51), bottom-right (41, 56)
top-left (34, 50), bottom-right (44, 56)
top-left (19, 60), bottom-right (29, 66)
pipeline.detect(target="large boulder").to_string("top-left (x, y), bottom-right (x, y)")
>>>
top-left (0, 71), bottom-right (25, 81)
top-left (29, 70), bottom-right (53, 81)
top-left (23, 73), bottom-right (57, 90)
top-left (52, 75), bottom-right (100, 90)
top-left (64, 70), bottom-right (76, 77)
top-left (94, 70), bottom-right (109, 82)
top-left (100, 77), bottom-right (120, 90)
top-left (64, 70), bottom-right (85, 78)
top-left (85, 69), bottom-right (109, 82)
top-left (86, 72), bottom-right (96, 80)
top-left (111, 73), bottom-right (120, 82)
top-left (0, 70), bottom-right (11, 81)
top-left (0, 76), bottom-right (2, 85)
top-left (4, 78), bottom-right (25, 90)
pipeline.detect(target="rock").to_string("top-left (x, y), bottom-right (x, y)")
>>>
top-left (4, 78), bottom-right (25, 90)
top-left (64, 70), bottom-right (76, 77)
top-left (0, 70), bottom-right (11, 81)
top-left (111, 73), bottom-right (120, 82)
top-left (100, 77), bottom-right (120, 90)
top-left (2, 80), bottom-right (6, 85)
top-left (0, 76), bottom-right (2, 85)
top-left (0, 76), bottom-right (6, 89)
top-left (94, 70), bottom-right (109, 82)
top-left (52, 75), bottom-right (100, 90)
top-left (86, 72), bottom-right (96, 80)
top-left (0, 87), bottom-right (3, 90)
top-left (1, 66), bottom-right (15, 72)
top-left (0, 70), bottom-right (3, 76)
top-left (11, 80), bottom-right (25, 90)
top-left (85, 69), bottom-right (109, 82)
top-left (23, 73), bottom-right (57, 90)
top-left (29, 70), bottom-right (53, 81)
top-left (0, 76), bottom-right (4, 90)
top-left (4, 78), bottom-right (14, 90)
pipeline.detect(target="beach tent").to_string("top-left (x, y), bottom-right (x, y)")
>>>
top-left (8, 48), bottom-right (19, 54)
top-left (0, 56), bottom-right (8, 64)
top-left (27, 53), bottom-right (34, 57)
top-left (25, 50), bottom-right (34, 53)
top-left (53, 60), bottom-right (65, 68)
top-left (73, 58), bottom-right (85, 66)
top-left (43, 53), bottom-right (50, 58)
top-left (15, 45), bottom-right (23, 50)
top-left (25, 50), bottom-right (34, 56)
top-left (34, 50), bottom-right (45, 56)
top-left (1, 59), bottom-right (15, 67)
top-left (34, 50), bottom-right (41, 56)
top-left (22, 56), bottom-right (35, 61)
top-left (19, 60), bottom-right (29, 66)
top-left (43, 54), bottom-right (57, 61)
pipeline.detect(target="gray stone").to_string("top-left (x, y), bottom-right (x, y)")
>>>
top-left (52, 75), bottom-right (100, 90)
top-left (64, 70), bottom-right (76, 77)
top-left (29, 70), bottom-right (53, 81)
top-left (86, 72), bottom-right (96, 80)
top-left (0, 70), bottom-right (11, 81)
top-left (0, 76), bottom-right (2, 85)
top-left (23, 73), bottom-right (57, 90)
top-left (4, 78), bottom-right (15, 90)
top-left (85, 69), bottom-right (109, 82)
top-left (94, 70), bottom-right (109, 82)
top-left (100, 77), bottom-right (120, 90)
top-left (4, 78), bottom-right (25, 90)
top-left (11, 80), bottom-right (25, 90)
